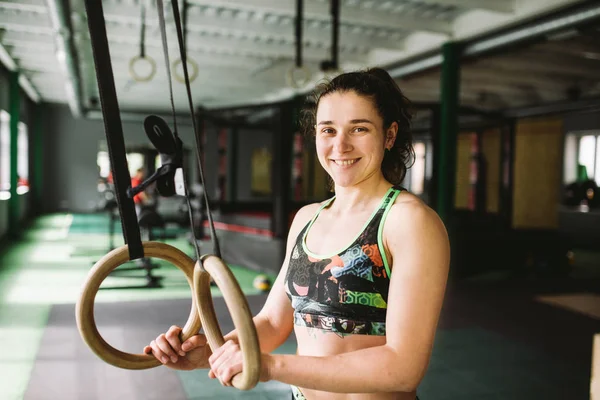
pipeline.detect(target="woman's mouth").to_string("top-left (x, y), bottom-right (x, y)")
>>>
top-left (332, 158), bottom-right (360, 166)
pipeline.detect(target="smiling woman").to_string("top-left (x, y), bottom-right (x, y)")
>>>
top-left (145, 68), bottom-right (449, 400)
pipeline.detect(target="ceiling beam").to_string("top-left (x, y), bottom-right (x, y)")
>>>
top-left (100, 23), bottom-right (372, 58)
top-left (0, 12), bottom-right (52, 34)
top-left (478, 53), bottom-right (600, 78)
top-left (0, 0), bottom-right (46, 13)
top-left (187, 0), bottom-right (452, 35)
top-left (100, 33), bottom-right (367, 64)
top-left (460, 65), bottom-right (584, 89)
top-left (413, 0), bottom-right (515, 13)
top-left (98, 2), bottom-right (404, 52)
top-left (0, 32), bottom-right (41, 102)
top-left (105, 49), bottom-right (271, 70)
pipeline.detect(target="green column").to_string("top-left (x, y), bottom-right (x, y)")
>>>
top-left (227, 126), bottom-right (238, 203)
top-left (33, 104), bottom-right (43, 215)
top-left (436, 42), bottom-right (461, 222)
top-left (8, 71), bottom-right (20, 238)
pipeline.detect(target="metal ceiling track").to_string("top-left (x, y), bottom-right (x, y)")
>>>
top-left (387, 0), bottom-right (600, 79)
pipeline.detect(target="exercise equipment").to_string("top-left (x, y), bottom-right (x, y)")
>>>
top-left (77, 0), bottom-right (261, 390)
top-left (101, 206), bottom-right (165, 290)
top-left (253, 274), bottom-right (272, 292)
top-left (172, 0), bottom-right (199, 84)
top-left (286, 0), bottom-right (311, 89)
top-left (563, 179), bottom-right (599, 208)
top-left (129, 0), bottom-right (156, 82)
top-left (320, 0), bottom-right (341, 75)
top-left (96, 182), bottom-right (119, 252)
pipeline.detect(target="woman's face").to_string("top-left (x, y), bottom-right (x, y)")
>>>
top-left (315, 90), bottom-right (395, 189)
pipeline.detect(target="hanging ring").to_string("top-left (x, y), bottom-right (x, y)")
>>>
top-left (193, 256), bottom-right (261, 390)
top-left (129, 55), bottom-right (157, 82)
top-left (76, 242), bottom-right (201, 370)
top-left (173, 57), bottom-right (199, 83)
top-left (286, 65), bottom-right (311, 89)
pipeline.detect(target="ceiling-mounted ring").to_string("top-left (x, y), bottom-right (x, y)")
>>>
top-left (129, 55), bottom-right (157, 82)
top-left (286, 65), bottom-right (311, 89)
top-left (172, 58), bottom-right (199, 84)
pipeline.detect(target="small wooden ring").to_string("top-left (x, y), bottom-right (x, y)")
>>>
top-left (286, 65), bottom-right (311, 89)
top-left (75, 242), bottom-right (201, 370)
top-left (193, 256), bottom-right (261, 390)
top-left (173, 57), bottom-right (199, 83)
top-left (129, 55), bottom-right (157, 82)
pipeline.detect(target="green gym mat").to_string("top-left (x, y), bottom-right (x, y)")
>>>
top-left (0, 213), bottom-right (279, 400)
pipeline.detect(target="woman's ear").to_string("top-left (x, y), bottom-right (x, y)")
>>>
top-left (386, 122), bottom-right (398, 149)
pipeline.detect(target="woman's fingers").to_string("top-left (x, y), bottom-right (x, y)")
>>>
top-left (218, 363), bottom-right (242, 386)
top-left (182, 333), bottom-right (208, 352)
top-left (149, 339), bottom-right (171, 364)
top-left (156, 334), bottom-right (179, 363)
top-left (165, 325), bottom-right (186, 357)
top-left (209, 341), bottom-right (243, 386)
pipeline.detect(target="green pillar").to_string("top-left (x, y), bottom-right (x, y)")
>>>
top-left (227, 126), bottom-right (238, 203)
top-left (8, 71), bottom-right (20, 238)
top-left (436, 42), bottom-right (461, 222)
top-left (33, 104), bottom-right (43, 215)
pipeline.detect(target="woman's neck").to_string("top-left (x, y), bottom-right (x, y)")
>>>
top-left (331, 176), bottom-right (392, 214)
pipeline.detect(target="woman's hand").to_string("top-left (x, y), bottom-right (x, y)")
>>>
top-left (207, 340), bottom-right (243, 386)
top-left (144, 325), bottom-right (211, 371)
top-left (208, 340), bottom-right (273, 386)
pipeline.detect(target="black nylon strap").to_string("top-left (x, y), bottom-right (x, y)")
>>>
top-left (85, 0), bottom-right (144, 260)
top-left (139, 0), bottom-right (146, 58)
top-left (295, 0), bottom-right (303, 68)
top-left (330, 0), bottom-right (340, 70)
top-left (170, 0), bottom-right (221, 258)
top-left (156, 0), bottom-right (221, 259)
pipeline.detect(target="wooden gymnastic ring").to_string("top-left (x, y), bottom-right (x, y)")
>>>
top-left (286, 65), bottom-right (311, 89)
top-left (129, 55), bottom-right (157, 82)
top-left (172, 57), bottom-right (199, 83)
top-left (75, 242), bottom-right (201, 370)
top-left (193, 255), bottom-right (261, 390)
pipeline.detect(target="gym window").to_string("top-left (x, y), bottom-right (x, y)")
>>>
top-left (564, 131), bottom-right (600, 185)
top-left (17, 121), bottom-right (29, 195)
top-left (0, 110), bottom-right (9, 200)
top-left (410, 141), bottom-right (426, 195)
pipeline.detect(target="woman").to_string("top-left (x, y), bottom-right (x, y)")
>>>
top-left (144, 68), bottom-right (450, 400)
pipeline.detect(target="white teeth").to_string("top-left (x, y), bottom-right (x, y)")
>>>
top-left (334, 159), bottom-right (358, 166)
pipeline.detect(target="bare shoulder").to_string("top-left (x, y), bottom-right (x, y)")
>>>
top-left (287, 201), bottom-right (327, 240)
top-left (384, 191), bottom-right (449, 253)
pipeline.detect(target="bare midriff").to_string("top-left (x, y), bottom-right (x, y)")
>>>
top-left (293, 326), bottom-right (417, 400)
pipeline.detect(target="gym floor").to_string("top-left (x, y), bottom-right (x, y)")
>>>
top-left (1, 213), bottom-right (599, 400)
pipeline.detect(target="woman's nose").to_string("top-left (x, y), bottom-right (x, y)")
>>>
top-left (333, 133), bottom-right (352, 152)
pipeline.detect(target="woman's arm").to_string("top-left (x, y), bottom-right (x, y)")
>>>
top-left (220, 203), bottom-right (320, 353)
top-left (255, 199), bottom-right (450, 393)
top-left (147, 204), bottom-right (318, 370)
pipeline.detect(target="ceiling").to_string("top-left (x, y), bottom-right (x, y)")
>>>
top-left (0, 0), bottom-right (598, 117)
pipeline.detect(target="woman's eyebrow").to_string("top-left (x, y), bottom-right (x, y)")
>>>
top-left (317, 119), bottom-right (374, 126)
top-left (350, 119), bottom-right (374, 125)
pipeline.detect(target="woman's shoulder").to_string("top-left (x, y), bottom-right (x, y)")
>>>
top-left (287, 199), bottom-right (330, 236)
top-left (388, 190), bottom-right (447, 234)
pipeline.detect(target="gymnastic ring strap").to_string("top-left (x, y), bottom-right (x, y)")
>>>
top-left (129, 55), bottom-right (157, 82)
top-left (75, 242), bottom-right (202, 370)
top-left (286, 65), bottom-right (311, 89)
top-left (193, 256), bottom-right (261, 390)
top-left (128, 0), bottom-right (155, 83)
top-left (172, 57), bottom-right (199, 83)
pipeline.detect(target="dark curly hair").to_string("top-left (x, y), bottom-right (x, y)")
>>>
top-left (300, 67), bottom-right (415, 190)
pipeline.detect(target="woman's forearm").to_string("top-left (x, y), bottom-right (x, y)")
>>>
top-left (263, 345), bottom-right (421, 394)
top-left (222, 313), bottom-right (290, 354)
